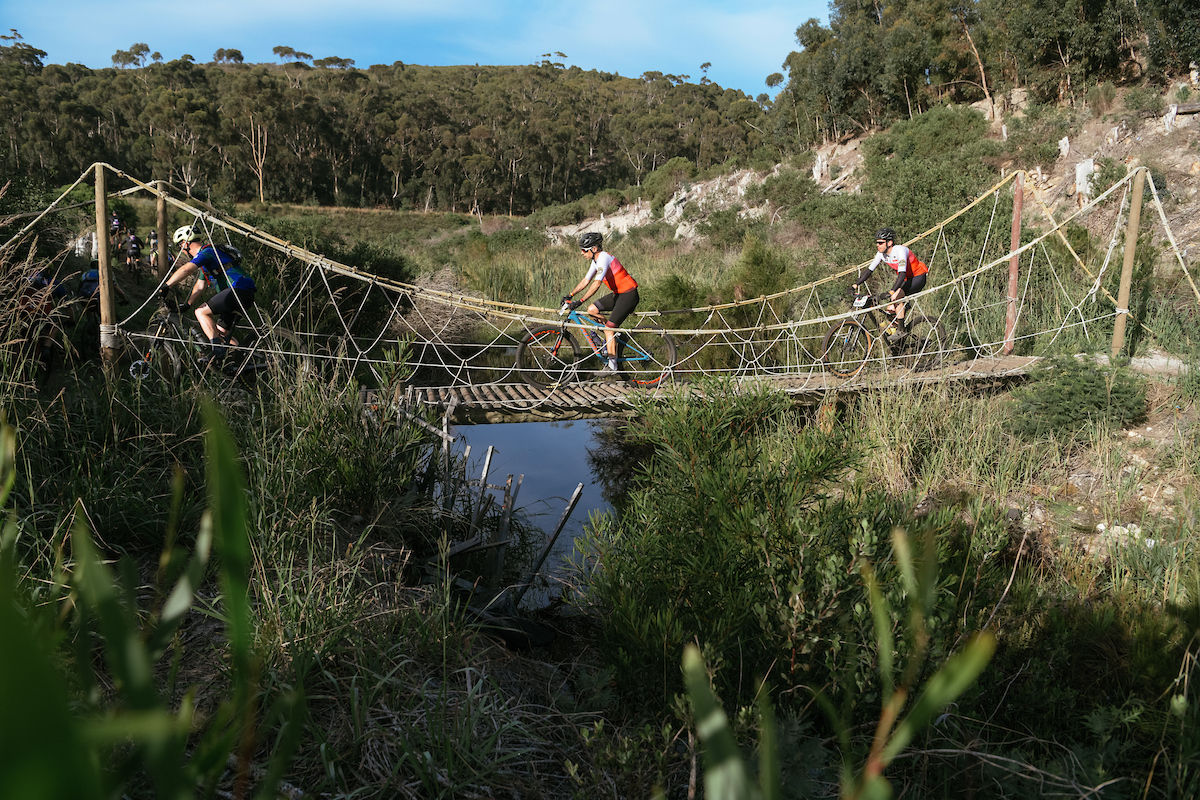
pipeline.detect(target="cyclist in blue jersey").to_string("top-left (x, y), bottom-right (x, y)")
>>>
top-left (163, 225), bottom-right (257, 362)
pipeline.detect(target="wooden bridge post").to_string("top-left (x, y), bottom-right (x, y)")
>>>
top-left (1112, 167), bottom-right (1146, 359)
top-left (1003, 171), bottom-right (1023, 354)
top-left (94, 164), bottom-right (117, 366)
top-left (155, 181), bottom-right (168, 279)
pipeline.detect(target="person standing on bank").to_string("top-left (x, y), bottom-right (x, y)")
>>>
top-left (852, 227), bottom-right (929, 343)
top-left (163, 226), bottom-right (257, 363)
top-left (563, 232), bottom-right (639, 373)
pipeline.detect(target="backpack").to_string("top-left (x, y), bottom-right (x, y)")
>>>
top-left (218, 243), bottom-right (243, 264)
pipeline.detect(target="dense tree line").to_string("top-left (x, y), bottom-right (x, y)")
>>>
top-left (772, 0), bottom-right (1200, 148)
top-left (0, 35), bottom-right (771, 214)
top-left (1, 0), bottom-right (1196, 217)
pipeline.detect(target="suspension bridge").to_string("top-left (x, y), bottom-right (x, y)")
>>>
top-left (6, 164), bottom-right (1196, 424)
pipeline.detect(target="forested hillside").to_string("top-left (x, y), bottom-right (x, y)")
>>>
top-left (0, 0), bottom-right (1196, 215)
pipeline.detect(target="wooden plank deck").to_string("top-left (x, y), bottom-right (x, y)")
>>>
top-left (393, 354), bottom-right (1041, 424)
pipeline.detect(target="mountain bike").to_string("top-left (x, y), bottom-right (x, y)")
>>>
top-left (821, 291), bottom-right (946, 379)
top-left (120, 299), bottom-right (278, 388)
top-left (516, 300), bottom-right (677, 389)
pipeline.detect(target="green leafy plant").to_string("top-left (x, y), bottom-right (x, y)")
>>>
top-left (1087, 82), bottom-right (1117, 116)
top-left (1007, 355), bottom-right (1147, 441)
top-left (682, 527), bottom-right (995, 800)
top-left (0, 403), bottom-right (304, 799)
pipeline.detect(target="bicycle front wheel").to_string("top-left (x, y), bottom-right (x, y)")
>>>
top-left (898, 316), bottom-right (947, 371)
top-left (623, 324), bottom-right (677, 387)
top-left (517, 326), bottom-right (580, 389)
top-left (822, 321), bottom-right (871, 378)
top-left (123, 328), bottom-right (181, 387)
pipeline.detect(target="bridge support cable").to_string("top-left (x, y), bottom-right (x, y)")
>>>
top-left (29, 163), bottom-right (1194, 415)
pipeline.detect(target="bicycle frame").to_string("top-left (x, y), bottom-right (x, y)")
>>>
top-left (515, 301), bottom-right (677, 389)
top-left (560, 305), bottom-right (653, 366)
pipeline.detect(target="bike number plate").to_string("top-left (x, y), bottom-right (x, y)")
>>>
top-left (853, 295), bottom-right (870, 309)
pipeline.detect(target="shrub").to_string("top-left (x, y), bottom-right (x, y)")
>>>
top-left (642, 157), bottom-right (696, 210)
top-left (1094, 157), bottom-right (1127, 193)
top-left (1005, 105), bottom-right (1073, 168)
top-left (1124, 86), bottom-right (1164, 117)
top-left (1006, 355), bottom-right (1147, 440)
top-left (745, 167), bottom-right (817, 209)
top-left (622, 220), bottom-right (676, 246)
top-left (486, 227), bottom-right (548, 253)
top-left (574, 381), bottom-right (996, 711)
top-left (698, 208), bottom-right (757, 249)
top-left (1088, 82), bottom-right (1117, 116)
top-left (526, 201), bottom-right (584, 229)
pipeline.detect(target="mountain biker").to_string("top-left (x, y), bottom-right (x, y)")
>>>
top-left (77, 260), bottom-right (127, 359)
top-left (163, 226), bottom-right (257, 363)
top-left (124, 232), bottom-right (143, 272)
top-left (79, 260), bottom-right (128, 313)
top-left (852, 227), bottom-right (928, 343)
top-left (563, 231), bottom-right (639, 373)
top-left (147, 229), bottom-right (159, 269)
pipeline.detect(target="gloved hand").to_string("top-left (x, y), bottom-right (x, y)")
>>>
top-left (561, 295), bottom-right (574, 306)
top-left (568, 300), bottom-right (582, 310)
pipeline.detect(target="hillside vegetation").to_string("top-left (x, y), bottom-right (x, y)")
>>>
top-left (1, 0), bottom-right (1197, 216)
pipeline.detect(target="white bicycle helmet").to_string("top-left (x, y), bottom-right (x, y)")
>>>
top-left (172, 225), bottom-right (201, 245)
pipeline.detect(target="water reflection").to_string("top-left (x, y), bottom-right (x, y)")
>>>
top-left (452, 419), bottom-right (613, 603)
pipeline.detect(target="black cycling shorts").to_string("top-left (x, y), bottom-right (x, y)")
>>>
top-left (594, 288), bottom-right (639, 327)
top-left (896, 272), bottom-right (927, 297)
top-left (203, 286), bottom-right (256, 328)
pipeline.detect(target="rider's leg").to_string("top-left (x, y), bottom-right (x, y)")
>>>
top-left (603, 323), bottom-right (619, 368)
top-left (590, 293), bottom-right (619, 366)
top-left (604, 289), bottom-right (640, 369)
top-left (194, 304), bottom-right (218, 341)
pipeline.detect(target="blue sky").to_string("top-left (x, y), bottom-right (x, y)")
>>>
top-left (3, 0), bottom-right (828, 98)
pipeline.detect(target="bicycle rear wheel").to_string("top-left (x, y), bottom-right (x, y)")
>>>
top-left (822, 321), bottom-right (872, 378)
top-left (898, 316), bottom-right (947, 371)
top-left (623, 323), bottom-right (677, 387)
top-left (516, 326), bottom-right (579, 389)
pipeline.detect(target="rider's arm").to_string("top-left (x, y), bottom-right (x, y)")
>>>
top-left (853, 254), bottom-right (883, 290)
top-left (576, 279), bottom-right (605, 305)
top-left (567, 260), bottom-right (604, 302)
top-left (164, 262), bottom-right (195, 291)
top-left (185, 277), bottom-right (206, 307)
top-left (889, 253), bottom-right (910, 295)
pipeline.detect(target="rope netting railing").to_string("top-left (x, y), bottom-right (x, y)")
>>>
top-left (22, 163), bottom-right (1197, 404)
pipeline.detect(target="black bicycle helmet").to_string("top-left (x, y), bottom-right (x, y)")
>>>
top-left (875, 227), bottom-right (896, 243)
top-left (579, 232), bottom-right (603, 251)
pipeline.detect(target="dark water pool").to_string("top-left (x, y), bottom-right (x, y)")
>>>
top-left (451, 419), bottom-right (613, 604)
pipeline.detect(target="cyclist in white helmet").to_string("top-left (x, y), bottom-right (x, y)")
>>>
top-left (163, 226), bottom-right (257, 362)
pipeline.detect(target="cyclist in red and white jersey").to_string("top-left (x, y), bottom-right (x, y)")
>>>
top-left (563, 232), bottom-right (639, 372)
top-left (852, 227), bottom-right (929, 343)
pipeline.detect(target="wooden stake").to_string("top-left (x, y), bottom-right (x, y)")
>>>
top-left (95, 165), bottom-right (117, 366)
top-left (1112, 168), bottom-right (1145, 359)
top-left (1003, 171), bottom-right (1023, 354)
top-left (156, 181), bottom-right (168, 279)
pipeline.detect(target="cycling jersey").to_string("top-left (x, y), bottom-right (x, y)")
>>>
top-left (189, 245), bottom-right (255, 292)
top-left (583, 251), bottom-right (638, 295)
top-left (80, 269), bottom-right (100, 299)
top-left (858, 244), bottom-right (929, 292)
